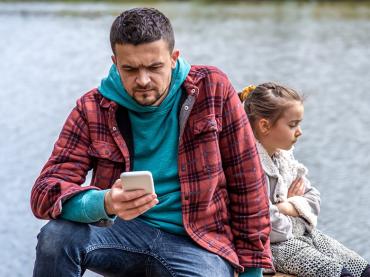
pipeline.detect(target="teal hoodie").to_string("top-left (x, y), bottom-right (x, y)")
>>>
top-left (99, 57), bottom-right (190, 234)
top-left (62, 58), bottom-right (191, 235)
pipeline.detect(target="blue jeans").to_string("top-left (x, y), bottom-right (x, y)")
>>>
top-left (33, 218), bottom-right (234, 277)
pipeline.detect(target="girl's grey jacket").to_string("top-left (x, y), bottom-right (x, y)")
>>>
top-left (256, 141), bottom-right (320, 243)
top-left (257, 141), bottom-right (369, 277)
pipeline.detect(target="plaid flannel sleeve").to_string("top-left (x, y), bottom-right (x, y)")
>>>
top-left (31, 100), bottom-right (96, 219)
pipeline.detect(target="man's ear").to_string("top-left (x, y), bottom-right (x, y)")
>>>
top-left (258, 118), bottom-right (271, 136)
top-left (111, 55), bottom-right (117, 65)
top-left (170, 50), bottom-right (180, 69)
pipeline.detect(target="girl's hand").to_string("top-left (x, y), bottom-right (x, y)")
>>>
top-left (276, 202), bottom-right (299, 217)
top-left (288, 177), bottom-right (305, 198)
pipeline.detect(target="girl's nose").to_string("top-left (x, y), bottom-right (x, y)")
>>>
top-left (296, 126), bottom-right (302, 137)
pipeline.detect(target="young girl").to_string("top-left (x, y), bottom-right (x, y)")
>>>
top-left (239, 83), bottom-right (370, 277)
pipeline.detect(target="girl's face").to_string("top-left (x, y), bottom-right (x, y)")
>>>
top-left (261, 101), bottom-right (304, 156)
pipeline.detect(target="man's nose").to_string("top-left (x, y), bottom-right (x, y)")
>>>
top-left (136, 70), bottom-right (150, 87)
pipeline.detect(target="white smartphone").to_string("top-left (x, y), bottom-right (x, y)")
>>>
top-left (120, 171), bottom-right (155, 194)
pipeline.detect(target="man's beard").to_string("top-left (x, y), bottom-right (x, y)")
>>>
top-left (132, 89), bottom-right (161, 106)
top-left (132, 84), bottom-right (170, 106)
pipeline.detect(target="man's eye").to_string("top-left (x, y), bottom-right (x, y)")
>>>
top-left (121, 67), bottom-right (137, 72)
top-left (150, 66), bottom-right (162, 71)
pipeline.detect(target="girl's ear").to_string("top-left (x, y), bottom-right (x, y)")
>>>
top-left (258, 118), bottom-right (271, 136)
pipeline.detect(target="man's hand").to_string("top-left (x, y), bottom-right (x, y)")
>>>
top-left (104, 179), bottom-right (158, 220)
top-left (287, 177), bottom-right (305, 198)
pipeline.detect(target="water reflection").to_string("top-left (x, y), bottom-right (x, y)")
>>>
top-left (1, 1), bottom-right (370, 19)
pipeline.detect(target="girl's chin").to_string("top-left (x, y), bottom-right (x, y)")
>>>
top-left (281, 145), bottom-right (294, 151)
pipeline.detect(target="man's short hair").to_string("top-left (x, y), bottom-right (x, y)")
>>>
top-left (110, 7), bottom-right (175, 54)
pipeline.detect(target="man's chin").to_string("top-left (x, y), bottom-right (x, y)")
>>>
top-left (134, 97), bottom-right (157, 106)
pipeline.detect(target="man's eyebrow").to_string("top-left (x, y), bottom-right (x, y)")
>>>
top-left (148, 62), bottom-right (164, 67)
top-left (120, 62), bottom-right (164, 69)
top-left (120, 64), bottom-right (136, 69)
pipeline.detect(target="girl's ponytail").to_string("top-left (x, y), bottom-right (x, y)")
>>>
top-left (238, 85), bottom-right (256, 102)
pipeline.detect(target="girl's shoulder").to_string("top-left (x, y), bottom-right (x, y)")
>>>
top-left (256, 141), bottom-right (308, 178)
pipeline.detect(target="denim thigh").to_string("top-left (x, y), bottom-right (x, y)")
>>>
top-left (152, 229), bottom-right (234, 277)
top-left (34, 218), bottom-right (234, 277)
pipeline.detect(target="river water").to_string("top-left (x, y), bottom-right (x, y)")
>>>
top-left (1, 1), bottom-right (370, 276)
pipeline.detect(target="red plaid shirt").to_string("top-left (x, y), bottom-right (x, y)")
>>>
top-left (31, 66), bottom-right (272, 271)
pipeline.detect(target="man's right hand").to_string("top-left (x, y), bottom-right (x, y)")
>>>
top-left (104, 179), bottom-right (158, 220)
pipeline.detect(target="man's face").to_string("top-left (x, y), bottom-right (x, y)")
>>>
top-left (112, 39), bottom-right (179, 106)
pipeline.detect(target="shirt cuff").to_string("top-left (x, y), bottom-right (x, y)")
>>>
top-left (239, 268), bottom-right (263, 277)
top-left (61, 189), bottom-right (116, 223)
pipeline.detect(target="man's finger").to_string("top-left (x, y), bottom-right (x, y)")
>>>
top-left (119, 198), bottom-right (159, 220)
top-left (127, 198), bottom-right (159, 213)
top-left (112, 179), bottom-right (122, 188)
top-left (114, 189), bottom-right (148, 202)
top-left (124, 194), bottom-right (157, 210)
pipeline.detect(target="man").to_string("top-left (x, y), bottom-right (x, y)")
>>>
top-left (31, 8), bottom-right (272, 277)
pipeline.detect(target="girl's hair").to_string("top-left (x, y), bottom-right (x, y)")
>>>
top-left (239, 82), bottom-right (303, 127)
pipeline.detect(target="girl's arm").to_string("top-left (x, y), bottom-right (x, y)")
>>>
top-left (275, 201), bottom-right (299, 217)
top-left (281, 150), bottom-right (321, 228)
top-left (287, 176), bottom-right (321, 227)
top-left (275, 177), bottom-right (305, 217)
top-left (269, 201), bottom-right (295, 243)
top-left (265, 177), bottom-right (295, 243)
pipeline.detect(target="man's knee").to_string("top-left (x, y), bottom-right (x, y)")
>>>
top-left (36, 219), bottom-right (88, 258)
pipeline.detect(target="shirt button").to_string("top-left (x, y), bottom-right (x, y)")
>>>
top-left (191, 88), bottom-right (196, 94)
top-left (184, 105), bottom-right (189, 111)
top-left (112, 126), bottom-right (117, 131)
